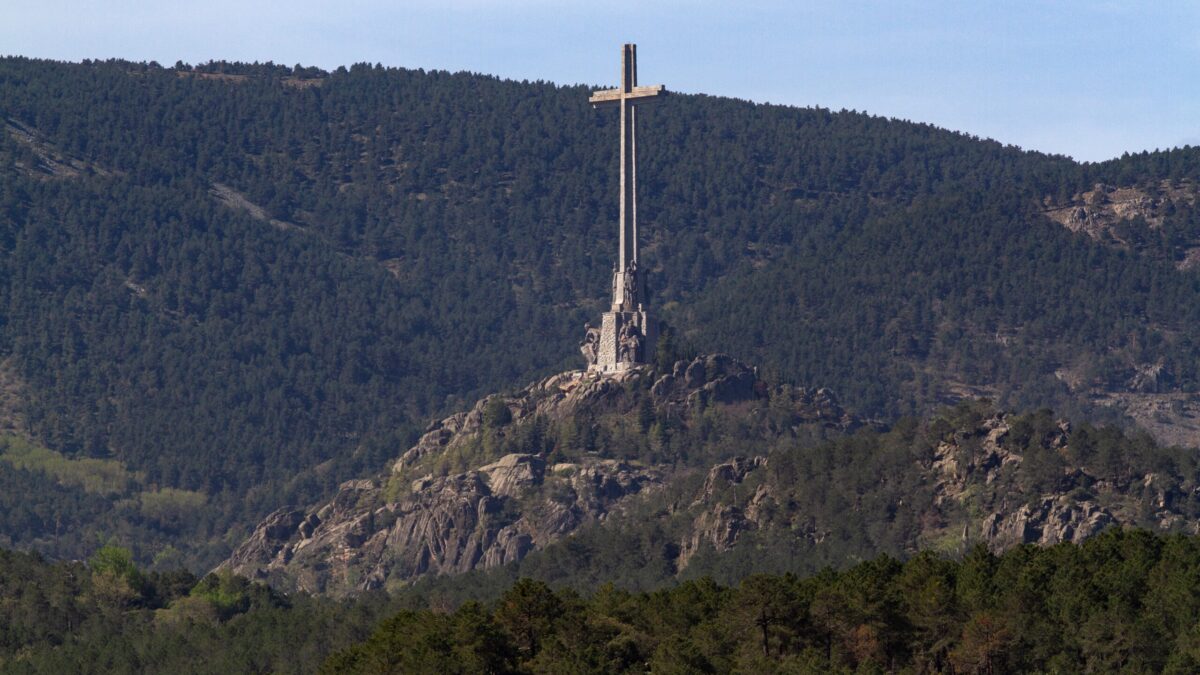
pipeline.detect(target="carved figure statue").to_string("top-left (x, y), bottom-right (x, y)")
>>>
top-left (623, 260), bottom-right (638, 308)
top-left (580, 322), bottom-right (601, 365)
top-left (618, 322), bottom-right (643, 363)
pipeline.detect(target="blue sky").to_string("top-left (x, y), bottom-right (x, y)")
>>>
top-left (3, 0), bottom-right (1196, 162)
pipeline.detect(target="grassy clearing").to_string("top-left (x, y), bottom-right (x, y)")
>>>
top-left (0, 433), bottom-right (143, 495)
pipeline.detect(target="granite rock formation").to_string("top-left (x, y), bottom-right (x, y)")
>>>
top-left (222, 355), bottom-right (854, 595)
top-left (223, 359), bottom-right (1200, 596)
top-left (222, 455), bottom-right (660, 595)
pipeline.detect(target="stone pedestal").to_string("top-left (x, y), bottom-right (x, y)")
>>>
top-left (591, 308), bottom-right (655, 374)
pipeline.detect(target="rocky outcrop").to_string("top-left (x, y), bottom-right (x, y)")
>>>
top-left (225, 357), bottom-right (1196, 596)
top-left (1046, 183), bottom-right (1164, 239)
top-left (922, 411), bottom-right (1200, 551)
top-left (222, 455), bottom-right (661, 595)
top-left (674, 408), bottom-right (1200, 564)
top-left (393, 355), bottom-right (856, 482)
top-left (6, 118), bottom-right (116, 179)
top-left (1042, 180), bottom-right (1200, 269)
top-left (924, 412), bottom-right (1099, 549)
top-left (1128, 359), bottom-right (1173, 394)
top-left (649, 354), bottom-right (856, 431)
top-left (478, 453), bottom-right (545, 498)
top-left (225, 354), bottom-right (844, 594)
top-left (931, 413), bottom-right (1028, 505)
top-left (651, 354), bottom-right (758, 406)
top-left (679, 456), bottom-right (772, 568)
top-left (981, 497), bottom-right (1115, 549)
top-left (392, 368), bottom-right (652, 477)
top-left (678, 455), bottom-right (835, 570)
top-left (681, 505), bottom-right (751, 563)
top-left (694, 455), bottom-right (767, 506)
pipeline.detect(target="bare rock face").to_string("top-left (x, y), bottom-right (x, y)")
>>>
top-left (1043, 180), bottom-right (1200, 269)
top-left (651, 353), bottom-right (760, 404)
top-left (479, 454), bottom-right (545, 498)
top-left (931, 413), bottom-right (1027, 506)
top-left (695, 455), bottom-right (766, 506)
top-left (981, 497), bottom-right (1115, 549)
top-left (229, 508), bottom-right (307, 564)
top-left (678, 456), bottom-right (768, 568)
top-left (1043, 181), bottom-right (1188, 241)
top-left (1128, 359), bottom-right (1173, 394)
top-left (222, 456), bottom-right (661, 596)
top-left (682, 505), bottom-right (750, 563)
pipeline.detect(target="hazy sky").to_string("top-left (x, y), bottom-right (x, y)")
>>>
top-left (3, 1), bottom-right (1196, 162)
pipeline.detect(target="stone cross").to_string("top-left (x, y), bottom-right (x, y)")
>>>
top-left (582, 44), bottom-right (666, 374)
top-left (590, 43), bottom-right (666, 310)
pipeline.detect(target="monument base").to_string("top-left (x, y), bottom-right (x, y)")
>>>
top-left (589, 308), bottom-right (656, 374)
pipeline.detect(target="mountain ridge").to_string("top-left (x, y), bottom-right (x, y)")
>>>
top-left (2, 57), bottom-right (1200, 570)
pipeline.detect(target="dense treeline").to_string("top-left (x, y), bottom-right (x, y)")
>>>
top-left (6, 530), bottom-right (1200, 673)
top-left (0, 545), bottom-right (396, 674)
top-left (329, 530), bottom-right (1200, 673)
top-left (2, 57), bottom-right (1200, 568)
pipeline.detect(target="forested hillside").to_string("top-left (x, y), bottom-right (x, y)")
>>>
top-left (2, 57), bottom-right (1200, 569)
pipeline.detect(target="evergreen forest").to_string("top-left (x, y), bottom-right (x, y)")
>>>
top-left (4, 529), bottom-right (1200, 673)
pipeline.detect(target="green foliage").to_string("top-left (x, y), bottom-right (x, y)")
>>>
top-left (0, 545), bottom-right (386, 673)
top-left (319, 530), bottom-right (1200, 674)
top-left (320, 603), bottom-right (516, 675)
top-left (137, 488), bottom-right (207, 531)
top-left (89, 544), bottom-right (148, 609)
top-left (188, 571), bottom-right (285, 621)
top-left (5, 528), bottom-right (1200, 672)
top-left (0, 434), bottom-right (140, 495)
top-left (90, 544), bottom-right (140, 580)
top-left (653, 321), bottom-right (694, 374)
top-left (0, 433), bottom-right (222, 567)
top-left (484, 398), bottom-right (514, 429)
top-left (495, 579), bottom-right (563, 657)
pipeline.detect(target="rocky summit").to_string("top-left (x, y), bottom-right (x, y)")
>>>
top-left (221, 355), bottom-right (857, 595)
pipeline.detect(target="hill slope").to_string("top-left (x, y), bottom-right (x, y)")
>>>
top-left (223, 356), bottom-right (1200, 597)
top-left (2, 58), bottom-right (1200, 568)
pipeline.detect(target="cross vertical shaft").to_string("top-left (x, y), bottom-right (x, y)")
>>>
top-left (590, 43), bottom-right (666, 310)
top-left (619, 44), bottom-right (636, 275)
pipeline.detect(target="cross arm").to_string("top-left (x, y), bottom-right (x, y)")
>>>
top-left (589, 85), bottom-right (667, 107)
